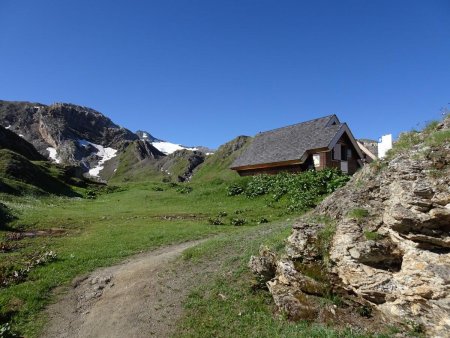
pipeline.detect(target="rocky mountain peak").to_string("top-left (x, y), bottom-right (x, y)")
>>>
top-left (0, 100), bottom-right (138, 174)
top-left (135, 130), bottom-right (162, 143)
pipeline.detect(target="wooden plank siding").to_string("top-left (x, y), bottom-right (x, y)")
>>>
top-left (237, 164), bottom-right (303, 176)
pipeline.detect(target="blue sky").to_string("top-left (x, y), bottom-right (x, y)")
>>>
top-left (0, 0), bottom-right (449, 148)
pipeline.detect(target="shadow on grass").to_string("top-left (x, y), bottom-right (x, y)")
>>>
top-left (0, 202), bottom-right (17, 231)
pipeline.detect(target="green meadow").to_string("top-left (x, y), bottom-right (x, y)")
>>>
top-left (0, 178), bottom-right (297, 337)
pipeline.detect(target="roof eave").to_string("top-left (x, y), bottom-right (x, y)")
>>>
top-left (230, 158), bottom-right (304, 171)
top-left (327, 124), bottom-right (365, 159)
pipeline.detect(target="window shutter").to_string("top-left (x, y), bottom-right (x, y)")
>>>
top-left (313, 154), bottom-right (320, 167)
top-left (333, 144), bottom-right (341, 160)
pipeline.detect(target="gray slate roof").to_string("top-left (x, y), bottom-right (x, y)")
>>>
top-left (231, 115), bottom-right (343, 168)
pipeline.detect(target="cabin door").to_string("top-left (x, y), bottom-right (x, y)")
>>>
top-left (340, 161), bottom-right (348, 173)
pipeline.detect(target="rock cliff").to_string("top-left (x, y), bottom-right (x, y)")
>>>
top-left (0, 125), bottom-right (45, 161)
top-left (251, 116), bottom-right (450, 337)
top-left (0, 100), bottom-right (137, 171)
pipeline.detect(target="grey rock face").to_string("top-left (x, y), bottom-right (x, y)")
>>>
top-left (248, 245), bottom-right (277, 282)
top-left (135, 130), bottom-right (161, 143)
top-left (0, 125), bottom-right (45, 161)
top-left (0, 100), bottom-right (138, 174)
top-left (157, 149), bottom-right (206, 182)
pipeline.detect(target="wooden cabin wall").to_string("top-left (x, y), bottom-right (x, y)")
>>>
top-left (237, 164), bottom-right (303, 176)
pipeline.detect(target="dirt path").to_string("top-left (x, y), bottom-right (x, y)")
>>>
top-left (42, 240), bottom-right (208, 338)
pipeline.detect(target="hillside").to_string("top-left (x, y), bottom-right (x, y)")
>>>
top-left (106, 135), bottom-right (250, 184)
top-left (0, 101), bottom-right (138, 170)
top-left (0, 125), bottom-right (45, 161)
top-left (192, 135), bottom-right (252, 183)
top-left (251, 115), bottom-right (450, 336)
top-left (107, 140), bottom-right (206, 183)
top-left (0, 126), bottom-right (92, 196)
top-left (0, 100), bottom-right (215, 182)
top-left (0, 98), bottom-right (242, 187)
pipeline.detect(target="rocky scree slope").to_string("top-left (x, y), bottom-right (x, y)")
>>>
top-left (250, 116), bottom-right (450, 337)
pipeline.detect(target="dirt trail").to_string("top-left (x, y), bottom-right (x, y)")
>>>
top-left (42, 240), bottom-right (207, 338)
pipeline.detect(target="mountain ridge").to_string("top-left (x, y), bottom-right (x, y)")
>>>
top-left (0, 100), bottom-right (216, 182)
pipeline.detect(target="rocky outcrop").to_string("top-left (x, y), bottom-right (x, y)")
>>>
top-left (136, 130), bottom-right (161, 143)
top-left (0, 100), bottom-right (137, 172)
top-left (158, 149), bottom-right (206, 182)
top-left (133, 140), bottom-right (165, 161)
top-left (251, 116), bottom-right (450, 337)
top-left (0, 125), bottom-right (45, 161)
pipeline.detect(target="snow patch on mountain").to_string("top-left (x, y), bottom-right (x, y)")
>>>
top-left (78, 140), bottom-right (117, 177)
top-left (46, 147), bottom-right (61, 164)
top-left (151, 141), bottom-right (198, 155)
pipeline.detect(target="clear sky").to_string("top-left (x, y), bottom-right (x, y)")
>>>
top-left (1, 0), bottom-right (449, 148)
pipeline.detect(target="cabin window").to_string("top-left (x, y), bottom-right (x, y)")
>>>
top-left (313, 154), bottom-right (320, 167)
top-left (341, 145), bottom-right (348, 161)
top-left (347, 148), bottom-right (352, 159)
top-left (332, 144), bottom-right (341, 160)
top-left (333, 144), bottom-right (351, 161)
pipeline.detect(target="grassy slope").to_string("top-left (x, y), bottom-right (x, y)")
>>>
top-left (109, 143), bottom-right (164, 183)
top-left (0, 149), bottom-right (80, 197)
top-left (109, 143), bottom-right (198, 183)
top-left (109, 135), bottom-right (252, 184)
top-left (174, 222), bottom-right (394, 338)
top-left (0, 178), bottom-right (292, 337)
top-left (192, 136), bottom-right (252, 183)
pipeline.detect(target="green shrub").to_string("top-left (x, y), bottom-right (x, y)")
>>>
top-left (364, 231), bottom-right (382, 241)
top-left (256, 217), bottom-right (269, 224)
top-left (0, 203), bottom-right (14, 229)
top-left (208, 217), bottom-right (225, 225)
top-left (226, 184), bottom-right (244, 196)
top-left (386, 131), bottom-right (421, 159)
top-left (0, 322), bottom-right (16, 338)
top-left (357, 305), bottom-right (373, 318)
top-left (85, 190), bottom-right (97, 199)
top-left (423, 120), bottom-right (439, 133)
top-left (227, 169), bottom-right (349, 213)
top-left (425, 130), bottom-right (450, 147)
top-left (230, 218), bottom-right (246, 226)
top-left (348, 208), bottom-right (369, 220)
